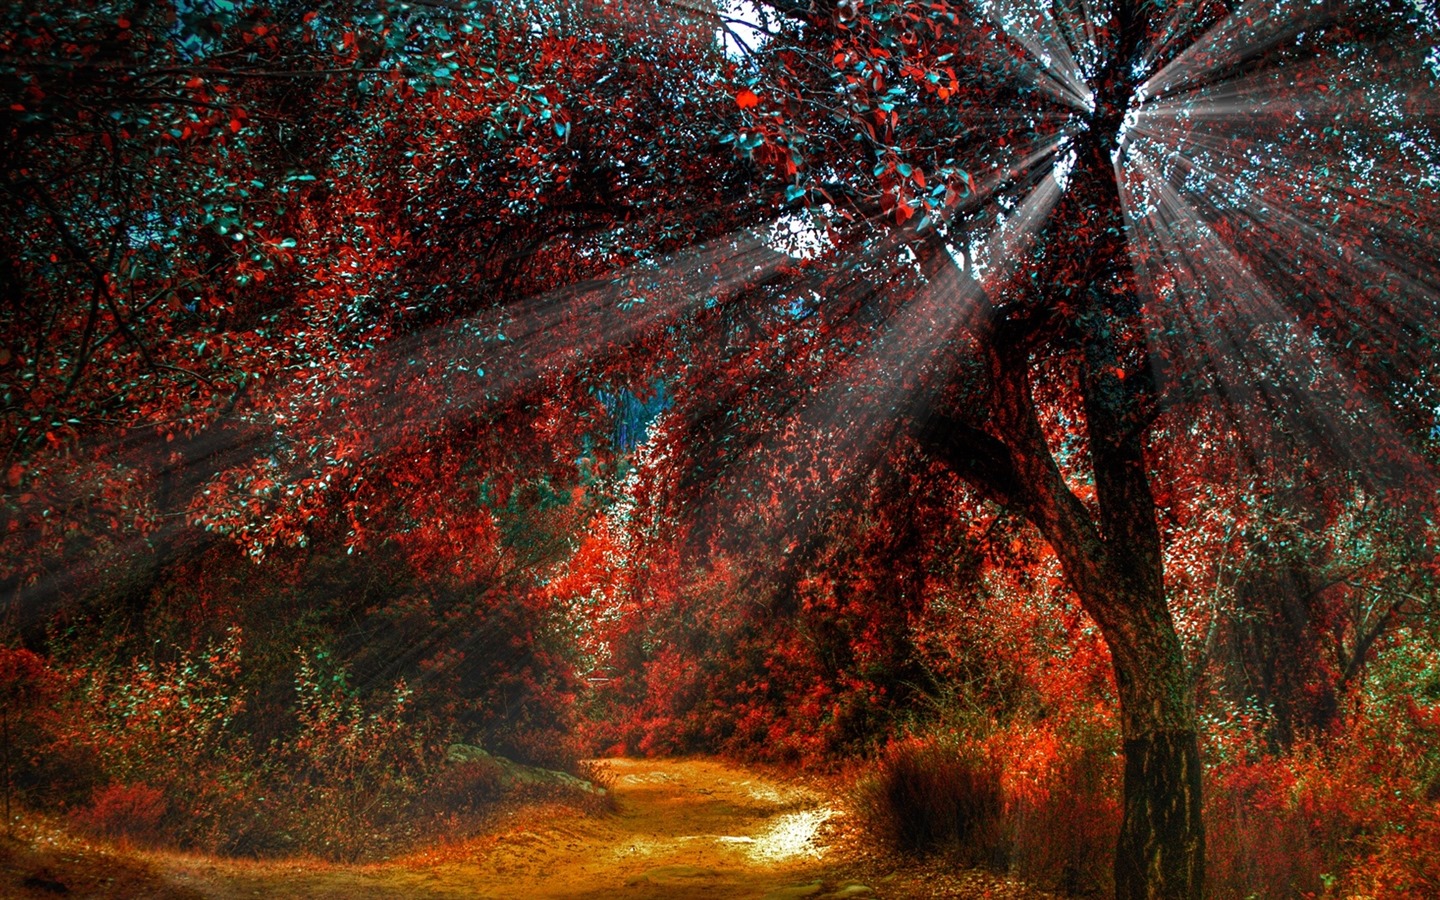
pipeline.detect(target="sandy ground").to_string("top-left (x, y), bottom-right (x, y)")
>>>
top-left (143, 757), bottom-right (872, 899)
top-left (3, 757), bottom-right (1059, 899)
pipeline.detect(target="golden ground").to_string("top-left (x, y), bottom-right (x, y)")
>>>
top-left (3, 758), bottom-right (1059, 899)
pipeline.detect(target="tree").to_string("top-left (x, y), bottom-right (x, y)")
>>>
top-left (0, 0), bottom-right (750, 623)
top-left (637, 1), bottom-right (1440, 896)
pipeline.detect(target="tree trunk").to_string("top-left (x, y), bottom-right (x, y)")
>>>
top-left (1044, 436), bottom-right (1205, 900)
top-left (1117, 724), bottom-right (1204, 898)
top-left (1065, 66), bottom-right (1205, 896)
top-left (923, 320), bottom-right (1206, 898)
top-left (917, 81), bottom-right (1206, 891)
top-left (1088, 573), bottom-right (1204, 900)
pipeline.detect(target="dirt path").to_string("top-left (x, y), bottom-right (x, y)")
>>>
top-left (148, 758), bottom-right (876, 900)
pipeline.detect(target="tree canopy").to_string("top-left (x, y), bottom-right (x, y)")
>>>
top-left (4, 1), bottom-right (1439, 896)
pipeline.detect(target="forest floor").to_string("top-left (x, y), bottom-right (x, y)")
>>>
top-left (2, 757), bottom-right (1059, 899)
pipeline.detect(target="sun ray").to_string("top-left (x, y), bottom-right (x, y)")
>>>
top-left (976, 0), bottom-right (1096, 111)
top-left (677, 160), bottom-right (1068, 569)
top-left (1126, 64), bottom-right (1440, 382)
top-left (1141, 0), bottom-right (1349, 102)
top-left (1121, 146), bottom-right (1436, 493)
top-left (4, 221), bottom-right (799, 625)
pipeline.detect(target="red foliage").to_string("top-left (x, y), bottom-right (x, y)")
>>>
top-left (70, 783), bottom-right (169, 847)
top-left (0, 647), bottom-right (77, 805)
top-left (1, 2), bottom-right (1437, 896)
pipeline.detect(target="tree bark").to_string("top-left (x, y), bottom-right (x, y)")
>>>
top-left (1117, 723), bottom-right (1204, 898)
top-left (1024, 346), bottom-right (1205, 900)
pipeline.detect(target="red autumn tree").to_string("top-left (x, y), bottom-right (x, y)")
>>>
top-left (631, 2), bottom-right (1440, 897)
top-left (0, 0), bottom-right (746, 612)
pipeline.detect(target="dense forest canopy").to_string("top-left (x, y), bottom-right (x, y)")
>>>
top-left (3, 1), bottom-right (1439, 897)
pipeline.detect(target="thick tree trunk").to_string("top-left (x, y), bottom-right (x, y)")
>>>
top-left (1049, 478), bottom-right (1205, 900)
top-left (1117, 726), bottom-right (1204, 898)
top-left (1067, 53), bottom-right (1205, 894)
top-left (1050, 481), bottom-right (1204, 900)
top-left (1077, 294), bottom-right (1204, 899)
top-left (1087, 569), bottom-right (1204, 900)
top-left (917, 81), bottom-right (1205, 891)
top-left (923, 335), bottom-right (1206, 898)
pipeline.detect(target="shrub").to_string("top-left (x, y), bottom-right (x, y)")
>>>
top-left (1203, 733), bottom-right (1440, 899)
top-left (852, 734), bottom-right (1005, 864)
top-left (1002, 725), bottom-right (1119, 895)
top-left (851, 713), bottom-right (1122, 893)
top-left (59, 627), bottom-right (259, 850)
top-left (421, 759), bottom-right (506, 817)
top-left (1204, 755), bottom-right (1331, 898)
top-left (70, 782), bottom-right (169, 846)
top-left (0, 646), bottom-right (85, 808)
top-left (263, 649), bottom-right (436, 860)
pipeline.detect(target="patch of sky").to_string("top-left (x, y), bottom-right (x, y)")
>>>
top-left (719, 0), bottom-right (770, 60)
top-left (944, 241), bottom-right (967, 273)
top-left (1054, 140), bottom-right (1078, 189)
top-left (765, 211), bottom-right (830, 260)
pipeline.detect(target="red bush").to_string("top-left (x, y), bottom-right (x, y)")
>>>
top-left (1205, 757), bottom-right (1331, 897)
top-left (71, 783), bottom-right (169, 846)
top-left (1002, 728), bottom-right (1120, 895)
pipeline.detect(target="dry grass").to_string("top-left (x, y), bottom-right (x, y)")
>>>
top-left (849, 737), bottom-right (1006, 865)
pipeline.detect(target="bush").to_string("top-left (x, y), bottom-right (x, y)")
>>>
top-left (59, 627), bottom-right (262, 851)
top-left (850, 714), bottom-right (1122, 893)
top-left (420, 759), bottom-right (506, 818)
top-left (852, 734), bottom-right (1005, 864)
top-left (0, 646), bottom-right (87, 808)
top-left (258, 650), bottom-right (435, 860)
top-left (70, 782), bottom-right (169, 846)
top-left (1203, 735), bottom-right (1440, 899)
top-left (1002, 726), bottom-right (1119, 895)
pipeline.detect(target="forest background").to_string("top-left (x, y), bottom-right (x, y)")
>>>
top-left (2, 0), bottom-right (1440, 897)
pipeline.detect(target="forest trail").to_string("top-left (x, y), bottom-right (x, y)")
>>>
top-left (147, 757), bottom-right (877, 899)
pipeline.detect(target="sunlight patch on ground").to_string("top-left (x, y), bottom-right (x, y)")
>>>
top-left (611, 835), bottom-right (697, 860)
top-left (747, 807), bottom-right (836, 863)
top-left (617, 769), bottom-right (681, 785)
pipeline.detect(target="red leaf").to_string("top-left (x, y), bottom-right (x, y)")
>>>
top-left (735, 89), bottom-right (760, 109)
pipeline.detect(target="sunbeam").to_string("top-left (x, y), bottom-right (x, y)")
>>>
top-left (1122, 147), bottom-right (1432, 491)
top-left (977, 0), bottom-right (1096, 111)
top-left (1117, 0), bottom-right (1440, 483)
top-left (5, 1), bottom-right (1439, 893)
top-left (675, 158), bottom-right (1069, 576)
top-left (3, 223), bottom-right (795, 625)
